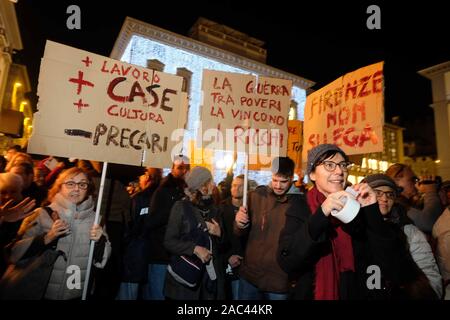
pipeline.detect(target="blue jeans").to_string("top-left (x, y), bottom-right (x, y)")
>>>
top-left (116, 282), bottom-right (139, 300)
top-left (238, 278), bottom-right (288, 300)
top-left (231, 279), bottom-right (240, 300)
top-left (143, 264), bottom-right (167, 300)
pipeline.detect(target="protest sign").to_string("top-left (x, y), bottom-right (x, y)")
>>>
top-left (201, 70), bottom-right (292, 161)
top-left (302, 62), bottom-right (384, 162)
top-left (29, 41), bottom-right (188, 168)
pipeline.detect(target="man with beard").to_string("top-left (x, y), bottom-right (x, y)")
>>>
top-left (235, 157), bottom-right (306, 300)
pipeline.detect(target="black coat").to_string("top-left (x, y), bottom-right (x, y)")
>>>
top-left (145, 173), bottom-right (186, 264)
top-left (278, 202), bottom-right (407, 300)
top-left (120, 185), bottom-right (158, 283)
top-left (219, 198), bottom-right (246, 280)
top-left (163, 199), bottom-right (225, 300)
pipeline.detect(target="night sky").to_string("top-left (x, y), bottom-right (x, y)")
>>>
top-left (13, 1), bottom-right (450, 156)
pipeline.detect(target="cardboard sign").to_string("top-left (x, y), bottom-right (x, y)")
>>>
top-left (248, 120), bottom-right (303, 172)
top-left (302, 62), bottom-right (384, 162)
top-left (28, 41), bottom-right (188, 168)
top-left (201, 70), bottom-right (292, 160)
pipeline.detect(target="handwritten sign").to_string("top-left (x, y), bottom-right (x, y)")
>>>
top-left (201, 70), bottom-right (292, 158)
top-left (28, 41), bottom-right (188, 168)
top-left (287, 120), bottom-right (303, 174)
top-left (302, 62), bottom-right (384, 162)
top-left (248, 120), bottom-right (303, 172)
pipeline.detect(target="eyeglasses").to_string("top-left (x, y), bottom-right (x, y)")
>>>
top-left (319, 160), bottom-right (352, 172)
top-left (374, 189), bottom-right (396, 200)
top-left (62, 181), bottom-right (89, 190)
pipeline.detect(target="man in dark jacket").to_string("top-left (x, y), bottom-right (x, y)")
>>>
top-left (235, 157), bottom-right (306, 300)
top-left (116, 168), bottom-right (162, 300)
top-left (220, 174), bottom-right (245, 299)
top-left (143, 155), bottom-right (190, 299)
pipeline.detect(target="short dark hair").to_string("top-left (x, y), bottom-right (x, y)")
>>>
top-left (235, 174), bottom-right (245, 180)
top-left (271, 157), bottom-right (295, 178)
top-left (310, 150), bottom-right (349, 174)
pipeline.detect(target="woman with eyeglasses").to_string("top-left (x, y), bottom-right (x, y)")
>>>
top-left (362, 174), bottom-right (442, 299)
top-left (9, 167), bottom-right (111, 300)
top-left (278, 144), bottom-right (406, 300)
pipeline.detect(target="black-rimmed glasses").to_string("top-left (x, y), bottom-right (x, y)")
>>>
top-left (374, 189), bottom-right (396, 200)
top-left (62, 181), bottom-right (89, 190)
top-left (319, 160), bottom-right (352, 172)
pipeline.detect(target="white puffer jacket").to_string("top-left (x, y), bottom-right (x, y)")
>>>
top-left (433, 207), bottom-right (450, 299)
top-left (11, 193), bottom-right (111, 300)
top-left (404, 224), bottom-right (442, 298)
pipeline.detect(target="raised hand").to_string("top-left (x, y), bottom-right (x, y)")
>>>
top-left (235, 206), bottom-right (249, 229)
top-left (352, 183), bottom-right (377, 207)
top-left (0, 197), bottom-right (36, 223)
top-left (320, 190), bottom-right (349, 216)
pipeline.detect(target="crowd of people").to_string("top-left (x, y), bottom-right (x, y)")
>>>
top-left (0, 143), bottom-right (450, 300)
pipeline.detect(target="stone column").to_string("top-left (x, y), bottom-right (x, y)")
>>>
top-left (419, 62), bottom-right (450, 180)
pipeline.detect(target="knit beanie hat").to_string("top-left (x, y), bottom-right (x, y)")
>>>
top-left (185, 166), bottom-right (213, 191)
top-left (306, 144), bottom-right (346, 176)
top-left (362, 174), bottom-right (403, 194)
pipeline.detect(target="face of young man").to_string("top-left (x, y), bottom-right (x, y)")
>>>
top-left (271, 174), bottom-right (292, 195)
top-left (230, 178), bottom-right (244, 199)
top-left (171, 161), bottom-right (189, 179)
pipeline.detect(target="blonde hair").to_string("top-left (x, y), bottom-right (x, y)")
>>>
top-left (47, 167), bottom-right (95, 202)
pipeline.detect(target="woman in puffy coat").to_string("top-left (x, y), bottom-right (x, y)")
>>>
top-left (10, 167), bottom-right (111, 300)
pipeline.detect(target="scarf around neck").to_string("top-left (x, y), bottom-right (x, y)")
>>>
top-left (306, 186), bottom-right (355, 300)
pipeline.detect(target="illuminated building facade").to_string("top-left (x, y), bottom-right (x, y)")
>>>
top-left (111, 17), bottom-right (314, 184)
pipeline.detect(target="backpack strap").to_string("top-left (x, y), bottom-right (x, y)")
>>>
top-left (180, 200), bottom-right (210, 249)
top-left (41, 206), bottom-right (55, 221)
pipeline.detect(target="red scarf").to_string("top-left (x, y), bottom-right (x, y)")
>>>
top-left (306, 187), bottom-right (355, 300)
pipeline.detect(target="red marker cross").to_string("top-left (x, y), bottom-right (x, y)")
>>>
top-left (82, 56), bottom-right (93, 67)
top-left (69, 71), bottom-right (94, 95)
top-left (73, 98), bottom-right (90, 113)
